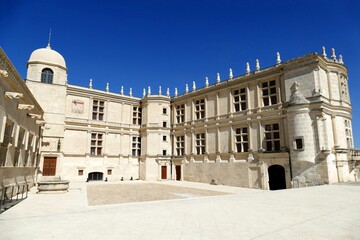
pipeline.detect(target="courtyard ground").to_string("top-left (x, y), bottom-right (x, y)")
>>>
top-left (0, 180), bottom-right (359, 240)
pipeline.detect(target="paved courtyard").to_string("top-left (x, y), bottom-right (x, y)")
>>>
top-left (0, 181), bottom-right (360, 240)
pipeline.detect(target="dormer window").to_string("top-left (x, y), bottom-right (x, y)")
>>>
top-left (41, 68), bottom-right (53, 84)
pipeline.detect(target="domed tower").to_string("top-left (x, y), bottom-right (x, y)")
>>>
top-left (26, 43), bottom-right (67, 178)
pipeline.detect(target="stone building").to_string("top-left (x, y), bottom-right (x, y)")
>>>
top-left (23, 44), bottom-right (357, 190)
top-left (0, 48), bottom-right (44, 207)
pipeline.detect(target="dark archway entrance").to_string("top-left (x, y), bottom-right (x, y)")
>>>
top-left (268, 165), bottom-right (286, 190)
top-left (88, 172), bottom-right (103, 181)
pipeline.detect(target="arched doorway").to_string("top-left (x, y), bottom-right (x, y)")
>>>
top-left (268, 165), bottom-right (286, 190)
top-left (88, 172), bottom-right (103, 181)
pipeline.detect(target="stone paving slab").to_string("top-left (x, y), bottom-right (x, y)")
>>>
top-left (87, 182), bottom-right (229, 205)
top-left (0, 181), bottom-right (359, 240)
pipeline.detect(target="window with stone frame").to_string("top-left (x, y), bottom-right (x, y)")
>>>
top-left (235, 127), bottom-right (249, 152)
top-left (132, 106), bottom-right (142, 125)
top-left (24, 134), bottom-right (34, 166)
top-left (345, 119), bottom-right (353, 148)
top-left (176, 104), bottom-right (185, 123)
top-left (14, 128), bottom-right (25, 166)
top-left (0, 121), bottom-right (14, 166)
top-left (195, 99), bottom-right (205, 119)
top-left (195, 133), bottom-right (206, 155)
top-left (340, 75), bottom-right (349, 102)
top-left (41, 68), bottom-right (53, 84)
top-left (233, 88), bottom-right (247, 112)
top-left (293, 137), bottom-right (304, 150)
top-left (176, 135), bottom-right (185, 156)
top-left (90, 133), bottom-right (103, 155)
top-left (261, 80), bottom-right (278, 106)
top-left (92, 100), bottom-right (104, 121)
top-left (132, 136), bottom-right (141, 156)
top-left (264, 123), bottom-right (280, 151)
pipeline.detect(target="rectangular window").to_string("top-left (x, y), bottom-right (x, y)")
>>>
top-left (90, 133), bottom-right (103, 155)
top-left (176, 135), bottom-right (185, 156)
top-left (163, 121), bottom-right (167, 128)
top-left (132, 107), bottom-right (142, 125)
top-left (261, 80), bottom-right (277, 106)
top-left (132, 136), bottom-right (141, 156)
top-left (163, 135), bottom-right (167, 142)
top-left (195, 99), bottom-right (205, 119)
top-left (0, 121), bottom-right (14, 167)
top-left (78, 170), bottom-right (84, 176)
top-left (235, 127), bottom-right (249, 152)
top-left (163, 108), bottom-right (167, 114)
top-left (176, 104), bottom-right (185, 123)
top-left (233, 88), bottom-right (247, 112)
top-left (264, 123), bottom-right (280, 151)
top-left (107, 169), bottom-right (112, 175)
top-left (92, 100), bottom-right (105, 120)
top-left (345, 119), bottom-right (353, 148)
top-left (162, 150), bottom-right (167, 156)
top-left (195, 133), bottom-right (206, 155)
top-left (294, 138), bottom-right (304, 150)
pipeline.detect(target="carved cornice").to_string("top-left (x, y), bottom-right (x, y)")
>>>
top-left (18, 104), bottom-right (34, 110)
top-left (27, 113), bottom-right (42, 119)
top-left (0, 69), bottom-right (8, 77)
top-left (5, 92), bottom-right (23, 99)
top-left (36, 120), bottom-right (46, 125)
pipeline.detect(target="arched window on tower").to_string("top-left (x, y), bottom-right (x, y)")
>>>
top-left (41, 68), bottom-right (53, 84)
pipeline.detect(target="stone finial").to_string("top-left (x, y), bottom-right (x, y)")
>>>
top-left (159, 86), bottom-right (162, 95)
top-left (205, 76), bottom-right (209, 87)
top-left (339, 54), bottom-right (344, 64)
top-left (331, 48), bottom-right (337, 61)
top-left (166, 88), bottom-right (170, 97)
top-left (0, 70), bottom-right (9, 77)
top-left (185, 84), bottom-right (189, 93)
top-left (148, 86), bottom-right (151, 96)
top-left (5, 92), bottom-right (23, 99)
top-left (143, 88), bottom-right (146, 97)
top-left (192, 81), bottom-right (196, 91)
top-left (18, 104), bottom-right (34, 111)
top-left (129, 88), bottom-right (132, 97)
top-left (89, 79), bottom-right (93, 89)
top-left (229, 68), bottom-right (233, 79)
top-left (120, 86), bottom-right (124, 95)
top-left (216, 73), bottom-right (220, 84)
top-left (276, 52), bottom-right (281, 65)
top-left (106, 83), bottom-right (109, 92)
top-left (255, 59), bottom-right (260, 72)
top-left (246, 62), bottom-right (250, 75)
top-left (322, 46), bottom-right (327, 59)
top-left (175, 88), bottom-right (178, 97)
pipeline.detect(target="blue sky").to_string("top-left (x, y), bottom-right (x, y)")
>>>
top-left (1, 0), bottom-right (360, 146)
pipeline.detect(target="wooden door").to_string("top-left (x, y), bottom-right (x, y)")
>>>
top-left (43, 157), bottom-right (57, 176)
top-left (161, 166), bottom-right (167, 179)
top-left (175, 165), bottom-right (181, 181)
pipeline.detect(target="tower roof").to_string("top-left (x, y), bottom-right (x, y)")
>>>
top-left (28, 44), bottom-right (66, 69)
